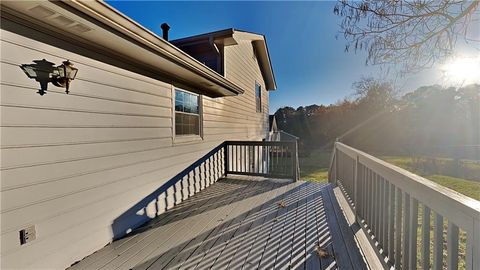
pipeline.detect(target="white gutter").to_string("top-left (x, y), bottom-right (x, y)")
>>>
top-left (1, 0), bottom-right (244, 97)
top-left (63, 0), bottom-right (244, 96)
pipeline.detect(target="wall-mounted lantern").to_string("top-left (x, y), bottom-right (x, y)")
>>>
top-left (52, 60), bottom-right (78, 94)
top-left (20, 59), bottom-right (78, 96)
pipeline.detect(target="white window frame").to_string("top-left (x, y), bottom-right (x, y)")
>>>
top-left (172, 86), bottom-right (203, 144)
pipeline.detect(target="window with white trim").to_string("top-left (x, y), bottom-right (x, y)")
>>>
top-left (255, 82), bottom-right (262, 113)
top-left (175, 89), bottom-right (201, 136)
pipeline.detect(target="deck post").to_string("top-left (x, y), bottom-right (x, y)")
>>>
top-left (224, 142), bottom-right (229, 177)
top-left (473, 217), bottom-right (480, 270)
top-left (292, 141), bottom-right (299, 181)
top-left (334, 142), bottom-right (338, 185)
top-left (354, 154), bottom-right (359, 223)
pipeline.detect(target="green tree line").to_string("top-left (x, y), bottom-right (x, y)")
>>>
top-left (274, 79), bottom-right (480, 163)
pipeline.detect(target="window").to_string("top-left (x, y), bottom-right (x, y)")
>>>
top-left (175, 89), bottom-right (201, 136)
top-left (255, 82), bottom-right (262, 112)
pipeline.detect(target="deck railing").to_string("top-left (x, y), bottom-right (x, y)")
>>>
top-left (268, 130), bottom-right (299, 142)
top-left (329, 142), bottom-right (480, 270)
top-left (225, 141), bottom-right (299, 181)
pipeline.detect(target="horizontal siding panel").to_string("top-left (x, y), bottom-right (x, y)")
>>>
top-left (203, 113), bottom-right (251, 123)
top-left (1, 84), bottom-right (171, 117)
top-left (203, 104), bottom-right (261, 120)
top-left (1, 106), bottom-right (171, 129)
top-left (1, 142), bottom-right (169, 176)
top-left (1, 138), bottom-right (171, 173)
top-left (203, 122), bottom-right (264, 130)
top-left (203, 97), bottom-right (253, 111)
top-left (1, 126), bottom-right (170, 147)
top-left (1, 142), bottom-right (210, 200)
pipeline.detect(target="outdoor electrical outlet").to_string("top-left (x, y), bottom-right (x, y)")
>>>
top-left (19, 225), bottom-right (36, 245)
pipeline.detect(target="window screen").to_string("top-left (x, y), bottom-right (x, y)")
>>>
top-left (175, 89), bottom-right (200, 135)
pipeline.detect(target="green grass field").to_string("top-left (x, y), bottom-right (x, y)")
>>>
top-left (299, 151), bottom-right (480, 201)
top-left (298, 150), bottom-right (331, 182)
top-left (382, 156), bottom-right (480, 201)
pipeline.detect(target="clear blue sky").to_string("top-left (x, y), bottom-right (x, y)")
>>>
top-left (108, 1), bottom-right (450, 112)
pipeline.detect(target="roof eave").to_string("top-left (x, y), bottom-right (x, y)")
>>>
top-left (171, 28), bottom-right (277, 91)
top-left (65, 1), bottom-right (245, 96)
top-left (1, 0), bottom-right (244, 97)
top-left (252, 39), bottom-right (277, 91)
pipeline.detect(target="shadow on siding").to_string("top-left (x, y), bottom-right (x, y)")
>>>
top-left (111, 143), bottom-right (226, 240)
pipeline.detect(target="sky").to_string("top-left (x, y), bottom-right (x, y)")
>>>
top-left (108, 1), bottom-right (479, 112)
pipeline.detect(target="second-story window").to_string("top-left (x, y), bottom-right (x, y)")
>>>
top-left (256, 82), bottom-right (262, 113)
top-left (175, 89), bottom-right (200, 136)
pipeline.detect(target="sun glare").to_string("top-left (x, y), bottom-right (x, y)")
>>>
top-left (441, 56), bottom-right (480, 85)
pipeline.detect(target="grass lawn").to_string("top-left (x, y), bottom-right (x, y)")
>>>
top-left (299, 150), bottom-right (331, 182)
top-left (382, 156), bottom-right (480, 201)
top-left (298, 151), bottom-right (479, 201)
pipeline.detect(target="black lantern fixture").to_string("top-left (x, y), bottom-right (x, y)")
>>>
top-left (20, 59), bottom-right (78, 96)
top-left (52, 60), bottom-right (78, 94)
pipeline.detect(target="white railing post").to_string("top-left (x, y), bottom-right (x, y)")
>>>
top-left (472, 217), bottom-right (480, 270)
top-left (354, 154), bottom-right (359, 223)
top-left (334, 142), bottom-right (338, 185)
top-left (447, 221), bottom-right (459, 269)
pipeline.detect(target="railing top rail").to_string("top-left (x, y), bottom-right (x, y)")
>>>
top-left (335, 142), bottom-right (480, 228)
top-left (278, 130), bottom-right (299, 140)
top-left (225, 140), bottom-right (296, 146)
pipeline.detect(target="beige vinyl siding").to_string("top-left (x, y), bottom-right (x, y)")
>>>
top-left (0, 19), bottom-right (269, 269)
top-left (223, 39), bottom-right (270, 133)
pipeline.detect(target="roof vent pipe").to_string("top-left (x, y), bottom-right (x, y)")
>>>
top-left (161, 23), bottom-right (170, 41)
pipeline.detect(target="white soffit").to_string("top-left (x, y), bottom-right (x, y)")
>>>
top-left (1, 1), bottom-right (244, 97)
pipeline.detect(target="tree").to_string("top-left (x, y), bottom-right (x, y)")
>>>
top-left (334, 0), bottom-right (480, 73)
top-left (352, 76), bottom-right (397, 111)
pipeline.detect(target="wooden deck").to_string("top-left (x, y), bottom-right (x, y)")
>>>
top-left (69, 176), bottom-right (371, 270)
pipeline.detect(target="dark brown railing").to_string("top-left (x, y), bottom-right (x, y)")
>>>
top-left (224, 141), bottom-right (299, 181)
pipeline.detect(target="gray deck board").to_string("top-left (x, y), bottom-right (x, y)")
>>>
top-left (256, 183), bottom-right (302, 269)
top-left (271, 183), bottom-right (303, 269)
top-left (238, 182), bottom-right (301, 269)
top-left (304, 183), bottom-right (324, 270)
top-left (323, 184), bottom-right (369, 270)
top-left (193, 182), bottom-right (272, 270)
top-left (72, 180), bottom-right (243, 270)
top-left (288, 183), bottom-right (307, 270)
top-left (139, 180), bottom-right (267, 270)
top-left (69, 176), bottom-right (371, 270)
top-left (111, 180), bottom-right (252, 270)
top-left (122, 180), bottom-right (265, 270)
top-left (210, 181), bottom-right (280, 270)
top-left (225, 182), bottom-right (292, 269)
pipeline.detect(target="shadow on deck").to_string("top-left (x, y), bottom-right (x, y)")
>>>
top-left (69, 176), bottom-right (368, 270)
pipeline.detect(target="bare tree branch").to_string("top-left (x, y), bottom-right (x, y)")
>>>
top-left (334, 0), bottom-right (480, 74)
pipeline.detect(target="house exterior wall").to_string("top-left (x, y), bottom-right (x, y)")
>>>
top-left (0, 18), bottom-right (269, 269)
top-left (223, 40), bottom-right (269, 130)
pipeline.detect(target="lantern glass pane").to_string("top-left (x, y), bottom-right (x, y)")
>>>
top-left (69, 68), bottom-right (78, 79)
top-left (21, 65), bottom-right (37, 78)
top-left (57, 66), bottom-right (65, 77)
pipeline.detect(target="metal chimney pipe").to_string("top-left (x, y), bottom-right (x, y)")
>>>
top-left (161, 23), bottom-right (170, 41)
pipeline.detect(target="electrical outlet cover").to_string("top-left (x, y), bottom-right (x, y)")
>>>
top-left (20, 225), bottom-right (36, 245)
